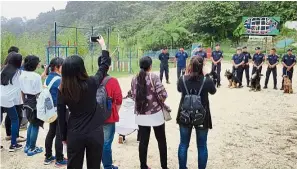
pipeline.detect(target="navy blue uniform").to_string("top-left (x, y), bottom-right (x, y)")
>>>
top-left (252, 53), bottom-right (265, 74)
top-left (211, 50), bottom-right (223, 85)
top-left (159, 52), bottom-right (170, 82)
top-left (193, 51), bottom-right (207, 60)
top-left (264, 54), bottom-right (279, 87)
top-left (242, 52), bottom-right (252, 86)
top-left (175, 51), bottom-right (188, 79)
top-left (232, 54), bottom-right (244, 85)
top-left (281, 54), bottom-right (296, 87)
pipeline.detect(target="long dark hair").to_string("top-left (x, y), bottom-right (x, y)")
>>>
top-left (136, 56), bottom-right (152, 113)
top-left (60, 55), bottom-right (89, 103)
top-left (188, 56), bottom-right (204, 81)
top-left (46, 57), bottom-right (64, 74)
top-left (1, 52), bottom-right (22, 85)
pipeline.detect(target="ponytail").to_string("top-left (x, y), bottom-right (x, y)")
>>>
top-left (135, 68), bottom-right (148, 114)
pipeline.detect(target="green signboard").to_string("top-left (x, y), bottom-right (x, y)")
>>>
top-left (242, 17), bottom-right (280, 35)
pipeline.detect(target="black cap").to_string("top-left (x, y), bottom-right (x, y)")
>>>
top-left (255, 47), bottom-right (261, 50)
top-left (287, 48), bottom-right (293, 52)
top-left (242, 46), bottom-right (247, 49)
top-left (215, 43), bottom-right (220, 47)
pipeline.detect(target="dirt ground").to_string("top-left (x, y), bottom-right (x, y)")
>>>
top-left (1, 62), bottom-right (297, 169)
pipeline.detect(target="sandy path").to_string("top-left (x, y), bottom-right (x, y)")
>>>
top-left (1, 62), bottom-right (297, 169)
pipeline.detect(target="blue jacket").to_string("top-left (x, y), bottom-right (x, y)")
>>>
top-left (45, 72), bottom-right (61, 107)
top-left (175, 51), bottom-right (188, 68)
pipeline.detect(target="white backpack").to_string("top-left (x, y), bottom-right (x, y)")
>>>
top-left (36, 76), bottom-right (61, 123)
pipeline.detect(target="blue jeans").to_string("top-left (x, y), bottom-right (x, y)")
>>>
top-left (178, 125), bottom-right (208, 169)
top-left (25, 123), bottom-right (39, 150)
top-left (4, 107), bottom-right (19, 146)
top-left (102, 123), bottom-right (115, 169)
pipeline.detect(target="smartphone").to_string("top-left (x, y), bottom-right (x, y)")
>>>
top-left (90, 35), bottom-right (101, 42)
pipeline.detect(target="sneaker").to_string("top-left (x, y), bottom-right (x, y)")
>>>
top-left (44, 156), bottom-right (56, 165)
top-left (166, 81), bottom-right (170, 84)
top-left (263, 86), bottom-right (267, 89)
top-left (55, 158), bottom-right (67, 168)
top-left (24, 146), bottom-right (29, 153)
top-left (111, 165), bottom-right (118, 169)
top-left (274, 86), bottom-right (278, 90)
top-left (1, 145), bottom-right (3, 150)
top-left (8, 144), bottom-right (23, 152)
top-left (280, 87), bottom-right (284, 90)
top-left (17, 136), bottom-right (26, 143)
top-left (27, 147), bottom-right (43, 156)
top-left (5, 136), bottom-right (11, 141)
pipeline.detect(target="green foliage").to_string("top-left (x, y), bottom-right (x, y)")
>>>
top-left (2, 1), bottom-right (297, 67)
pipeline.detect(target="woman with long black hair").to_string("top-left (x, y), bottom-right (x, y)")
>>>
top-left (131, 56), bottom-right (168, 169)
top-left (177, 56), bottom-right (216, 169)
top-left (0, 52), bottom-right (23, 151)
top-left (57, 37), bottom-right (110, 169)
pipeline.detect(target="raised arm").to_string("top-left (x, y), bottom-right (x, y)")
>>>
top-left (93, 37), bottom-right (111, 88)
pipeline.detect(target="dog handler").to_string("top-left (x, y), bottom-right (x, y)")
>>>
top-left (264, 48), bottom-right (279, 90)
top-left (242, 46), bottom-right (252, 87)
top-left (231, 48), bottom-right (245, 88)
top-left (211, 44), bottom-right (223, 87)
top-left (280, 49), bottom-right (296, 90)
top-left (252, 47), bottom-right (265, 74)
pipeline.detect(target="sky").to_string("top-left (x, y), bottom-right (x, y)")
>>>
top-left (1, 1), bottom-right (68, 20)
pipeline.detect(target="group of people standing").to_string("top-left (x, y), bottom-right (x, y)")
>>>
top-left (172, 44), bottom-right (296, 90)
top-left (1, 36), bottom-right (217, 169)
top-left (231, 47), bottom-right (296, 90)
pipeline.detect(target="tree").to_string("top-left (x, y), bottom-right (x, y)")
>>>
top-left (233, 23), bottom-right (246, 45)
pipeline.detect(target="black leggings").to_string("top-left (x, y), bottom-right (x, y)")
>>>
top-left (138, 124), bottom-right (167, 169)
top-left (67, 126), bottom-right (104, 169)
top-left (45, 120), bottom-right (64, 161)
top-left (4, 105), bottom-right (23, 137)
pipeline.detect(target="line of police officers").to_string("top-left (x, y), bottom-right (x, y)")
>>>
top-left (231, 47), bottom-right (296, 90)
top-left (160, 45), bottom-right (296, 89)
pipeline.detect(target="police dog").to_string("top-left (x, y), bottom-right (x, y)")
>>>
top-left (250, 70), bottom-right (263, 91)
top-left (224, 69), bottom-right (239, 88)
top-left (206, 70), bottom-right (218, 87)
top-left (283, 75), bottom-right (293, 94)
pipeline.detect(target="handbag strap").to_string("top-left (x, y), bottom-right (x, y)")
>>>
top-left (182, 75), bottom-right (189, 95)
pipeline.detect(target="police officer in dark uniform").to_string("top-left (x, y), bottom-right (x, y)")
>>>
top-left (175, 48), bottom-right (188, 79)
top-left (280, 48), bottom-right (296, 90)
top-left (231, 47), bottom-right (245, 87)
top-left (264, 48), bottom-right (279, 89)
top-left (211, 44), bottom-right (223, 87)
top-left (193, 45), bottom-right (207, 62)
top-left (159, 47), bottom-right (170, 84)
top-left (242, 46), bottom-right (252, 87)
top-left (252, 47), bottom-right (265, 75)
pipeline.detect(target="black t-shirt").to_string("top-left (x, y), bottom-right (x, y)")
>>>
top-left (57, 50), bottom-right (110, 141)
top-left (177, 75), bottom-right (216, 129)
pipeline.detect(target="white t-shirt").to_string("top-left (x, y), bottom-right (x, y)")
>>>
top-left (0, 70), bottom-right (23, 108)
top-left (19, 71), bottom-right (42, 95)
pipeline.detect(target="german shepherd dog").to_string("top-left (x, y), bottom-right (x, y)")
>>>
top-left (283, 75), bottom-right (293, 94)
top-left (224, 69), bottom-right (239, 88)
top-left (206, 69), bottom-right (218, 87)
top-left (250, 69), bottom-right (262, 91)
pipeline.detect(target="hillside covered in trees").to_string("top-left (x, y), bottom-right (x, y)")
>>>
top-left (1, 1), bottom-right (297, 63)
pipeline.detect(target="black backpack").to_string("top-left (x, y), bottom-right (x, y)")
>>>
top-left (96, 76), bottom-right (112, 121)
top-left (179, 76), bottom-right (206, 126)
